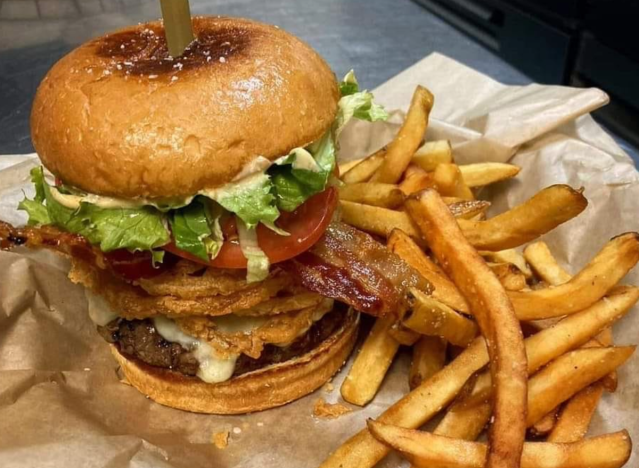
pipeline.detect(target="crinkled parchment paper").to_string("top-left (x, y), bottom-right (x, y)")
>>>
top-left (1, 53), bottom-right (638, 468)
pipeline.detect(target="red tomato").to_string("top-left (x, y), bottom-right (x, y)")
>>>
top-left (104, 249), bottom-right (177, 281)
top-left (164, 187), bottom-right (338, 268)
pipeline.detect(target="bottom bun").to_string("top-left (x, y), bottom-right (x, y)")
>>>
top-left (111, 309), bottom-right (359, 414)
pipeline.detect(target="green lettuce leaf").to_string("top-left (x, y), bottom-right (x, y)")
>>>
top-left (335, 71), bottom-right (388, 135)
top-left (169, 199), bottom-right (214, 262)
top-left (18, 199), bottom-right (51, 225)
top-left (18, 167), bottom-right (51, 225)
top-left (236, 219), bottom-right (270, 283)
top-left (207, 172), bottom-right (279, 229)
top-left (19, 167), bottom-right (170, 254)
top-left (339, 70), bottom-right (359, 96)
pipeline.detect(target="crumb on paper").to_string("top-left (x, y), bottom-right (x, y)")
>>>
top-left (257, 422), bottom-right (264, 427)
top-left (232, 426), bottom-right (242, 435)
top-left (313, 398), bottom-right (352, 419)
top-left (212, 431), bottom-right (229, 449)
top-left (324, 382), bottom-right (334, 393)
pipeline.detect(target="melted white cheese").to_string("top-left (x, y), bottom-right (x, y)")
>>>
top-left (209, 314), bottom-right (268, 334)
top-left (86, 292), bottom-right (119, 326)
top-left (153, 316), bottom-right (238, 384)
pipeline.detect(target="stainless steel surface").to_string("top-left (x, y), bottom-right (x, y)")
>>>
top-left (0, 0), bottom-right (636, 161)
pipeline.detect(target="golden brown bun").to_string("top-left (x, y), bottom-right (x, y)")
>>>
top-left (111, 310), bottom-right (358, 414)
top-left (31, 16), bottom-right (339, 199)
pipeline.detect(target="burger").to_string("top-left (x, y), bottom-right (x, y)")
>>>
top-left (0, 16), bottom-right (424, 414)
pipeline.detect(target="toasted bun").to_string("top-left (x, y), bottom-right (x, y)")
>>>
top-left (31, 16), bottom-right (339, 199)
top-left (111, 310), bottom-right (358, 414)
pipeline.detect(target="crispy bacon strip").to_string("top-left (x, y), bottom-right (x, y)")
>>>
top-left (1, 220), bottom-right (430, 317)
top-left (282, 223), bottom-right (431, 317)
top-left (0, 220), bottom-right (106, 268)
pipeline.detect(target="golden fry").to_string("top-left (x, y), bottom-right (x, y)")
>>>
top-left (508, 233), bottom-right (639, 320)
top-left (522, 243), bottom-right (618, 390)
top-left (462, 286), bottom-right (639, 407)
top-left (547, 383), bottom-right (605, 443)
top-left (447, 200), bottom-right (490, 219)
top-left (489, 262), bottom-right (527, 291)
top-left (368, 421), bottom-right (632, 468)
top-left (318, 338), bottom-right (489, 468)
top-left (411, 140), bottom-right (453, 171)
top-left (529, 409), bottom-right (558, 437)
top-left (403, 289), bottom-right (478, 346)
top-left (340, 200), bottom-right (421, 241)
top-left (523, 241), bottom-right (571, 285)
top-left (527, 346), bottom-right (635, 426)
top-left (341, 147), bottom-right (386, 184)
top-left (388, 322), bottom-right (420, 346)
top-left (387, 229), bottom-right (470, 313)
top-left (341, 317), bottom-right (400, 406)
top-left (409, 336), bottom-right (446, 390)
top-left (481, 248), bottom-right (532, 278)
top-left (339, 183), bottom-right (405, 208)
top-left (405, 189), bottom-right (527, 468)
top-left (433, 163), bottom-right (474, 200)
top-left (458, 162), bottom-right (521, 187)
top-left (338, 157), bottom-right (366, 175)
top-left (434, 400), bottom-right (491, 440)
top-left (458, 185), bottom-right (588, 250)
top-left (399, 166), bottom-right (437, 196)
top-left (371, 86), bottom-right (434, 183)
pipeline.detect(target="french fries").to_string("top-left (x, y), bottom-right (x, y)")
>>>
top-left (489, 262), bottom-right (527, 291)
top-left (447, 199), bottom-right (490, 219)
top-left (326, 82), bottom-right (638, 468)
top-left (411, 140), bottom-right (453, 171)
top-left (387, 229), bottom-right (470, 313)
top-left (458, 162), bottom-right (521, 187)
top-left (461, 286), bottom-right (639, 407)
top-left (405, 189), bottom-right (527, 468)
top-left (508, 233), bottom-right (639, 320)
top-left (432, 163), bottom-right (474, 200)
top-left (399, 164), bottom-right (436, 195)
top-left (482, 248), bottom-right (533, 278)
top-left (434, 400), bottom-right (492, 440)
top-left (341, 185), bottom-right (589, 252)
top-left (527, 346), bottom-right (635, 426)
top-left (458, 185), bottom-right (588, 250)
top-left (319, 338), bottom-right (490, 468)
top-left (409, 336), bottom-right (446, 389)
top-left (388, 322), bottom-right (420, 346)
top-left (341, 147), bottom-right (386, 184)
top-left (368, 421), bottom-right (632, 468)
top-left (340, 200), bottom-right (421, 240)
top-left (370, 86), bottom-right (434, 184)
top-left (339, 183), bottom-right (405, 208)
top-left (523, 241), bottom-right (572, 285)
top-left (529, 409), bottom-right (558, 437)
top-left (522, 242), bottom-right (618, 391)
top-left (548, 383), bottom-right (605, 443)
top-left (341, 317), bottom-right (400, 406)
top-left (403, 289), bottom-right (478, 346)
top-left (338, 157), bottom-right (366, 175)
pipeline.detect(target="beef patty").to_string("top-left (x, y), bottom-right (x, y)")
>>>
top-left (98, 308), bottom-right (346, 379)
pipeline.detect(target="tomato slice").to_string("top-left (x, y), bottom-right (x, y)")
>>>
top-left (164, 187), bottom-right (338, 269)
top-left (104, 249), bottom-right (177, 281)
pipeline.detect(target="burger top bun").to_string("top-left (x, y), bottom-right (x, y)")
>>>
top-left (31, 16), bottom-right (339, 200)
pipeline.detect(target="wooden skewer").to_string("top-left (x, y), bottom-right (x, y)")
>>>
top-left (159, 0), bottom-right (194, 58)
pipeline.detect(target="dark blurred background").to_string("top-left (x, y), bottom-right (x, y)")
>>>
top-left (0, 0), bottom-right (637, 160)
top-left (413, 0), bottom-right (639, 152)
